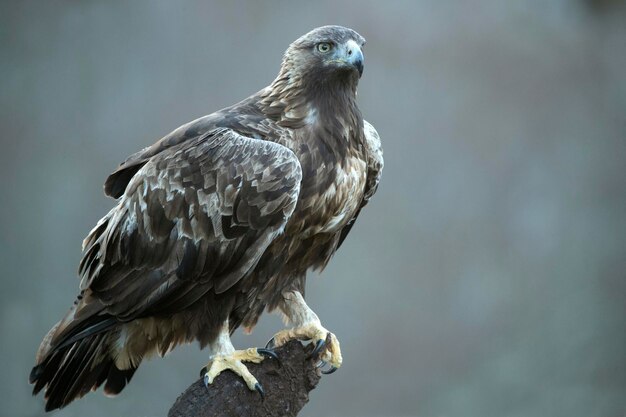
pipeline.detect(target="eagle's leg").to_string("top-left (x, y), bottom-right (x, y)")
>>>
top-left (201, 320), bottom-right (276, 397)
top-left (269, 290), bottom-right (342, 373)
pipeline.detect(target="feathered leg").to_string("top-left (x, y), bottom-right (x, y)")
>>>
top-left (268, 290), bottom-right (342, 373)
top-left (201, 319), bottom-right (276, 397)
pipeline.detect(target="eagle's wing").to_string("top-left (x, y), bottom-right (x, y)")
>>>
top-left (337, 120), bottom-right (383, 248)
top-left (103, 115), bottom-right (217, 198)
top-left (77, 127), bottom-right (302, 323)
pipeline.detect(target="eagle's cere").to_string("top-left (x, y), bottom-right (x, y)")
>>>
top-left (30, 25), bottom-right (383, 411)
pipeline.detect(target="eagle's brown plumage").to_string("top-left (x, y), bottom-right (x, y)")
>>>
top-left (30, 25), bottom-right (383, 411)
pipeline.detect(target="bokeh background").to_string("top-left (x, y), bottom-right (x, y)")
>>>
top-left (1, 1), bottom-right (625, 416)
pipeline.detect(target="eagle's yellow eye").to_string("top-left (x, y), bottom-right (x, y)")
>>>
top-left (316, 42), bottom-right (332, 53)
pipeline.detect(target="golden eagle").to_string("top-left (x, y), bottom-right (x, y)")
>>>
top-left (30, 25), bottom-right (383, 411)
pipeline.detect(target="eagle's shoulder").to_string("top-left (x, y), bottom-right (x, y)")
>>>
top-left (103, 90), bottom-right (275, 199)
top-left (103, 114), bottom-right (221, 198)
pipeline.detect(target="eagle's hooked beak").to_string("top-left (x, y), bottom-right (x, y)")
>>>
top-left (344, 40), bottom-right (364, 77)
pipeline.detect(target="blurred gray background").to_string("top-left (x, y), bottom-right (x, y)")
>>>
top-left (1, 1), bottom-right (625, 416)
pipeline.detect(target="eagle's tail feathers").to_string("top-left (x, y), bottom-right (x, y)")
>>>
top-left (30, 328), bottom-right (137, 411)
top-left (103, 366), bottom-right (137, 396)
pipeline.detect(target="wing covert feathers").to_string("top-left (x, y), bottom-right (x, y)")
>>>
top-left (83, 127), bottom-right (301, 316)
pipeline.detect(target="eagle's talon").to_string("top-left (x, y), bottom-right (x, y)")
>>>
top-left (322, 366), bottom-right (338, 375)
top-left (265, 337), bottom-right (276, 349)
top-left (256, 348), bottom-right (278, 360)
top-left (310, 338), bottom-right (326, 359)
top-left (254, 382), bottom-right (265, 399)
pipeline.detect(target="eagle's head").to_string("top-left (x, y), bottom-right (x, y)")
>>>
top-left (264, 26), bottom-right (366, 123)
top-left (281, 25), bottom-right (366, 86)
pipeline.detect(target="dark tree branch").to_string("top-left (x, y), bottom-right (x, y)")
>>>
top-left (168, 341), bottom-right (322, 417)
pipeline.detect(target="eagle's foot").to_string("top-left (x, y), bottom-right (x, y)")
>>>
top-left (267, 321), bottom-right (342, 373)
top-left (201, 347), bottom-right (276, 398)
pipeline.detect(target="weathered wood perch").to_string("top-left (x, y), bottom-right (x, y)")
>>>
top-left (168, 340), bottom-right (322, 417)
